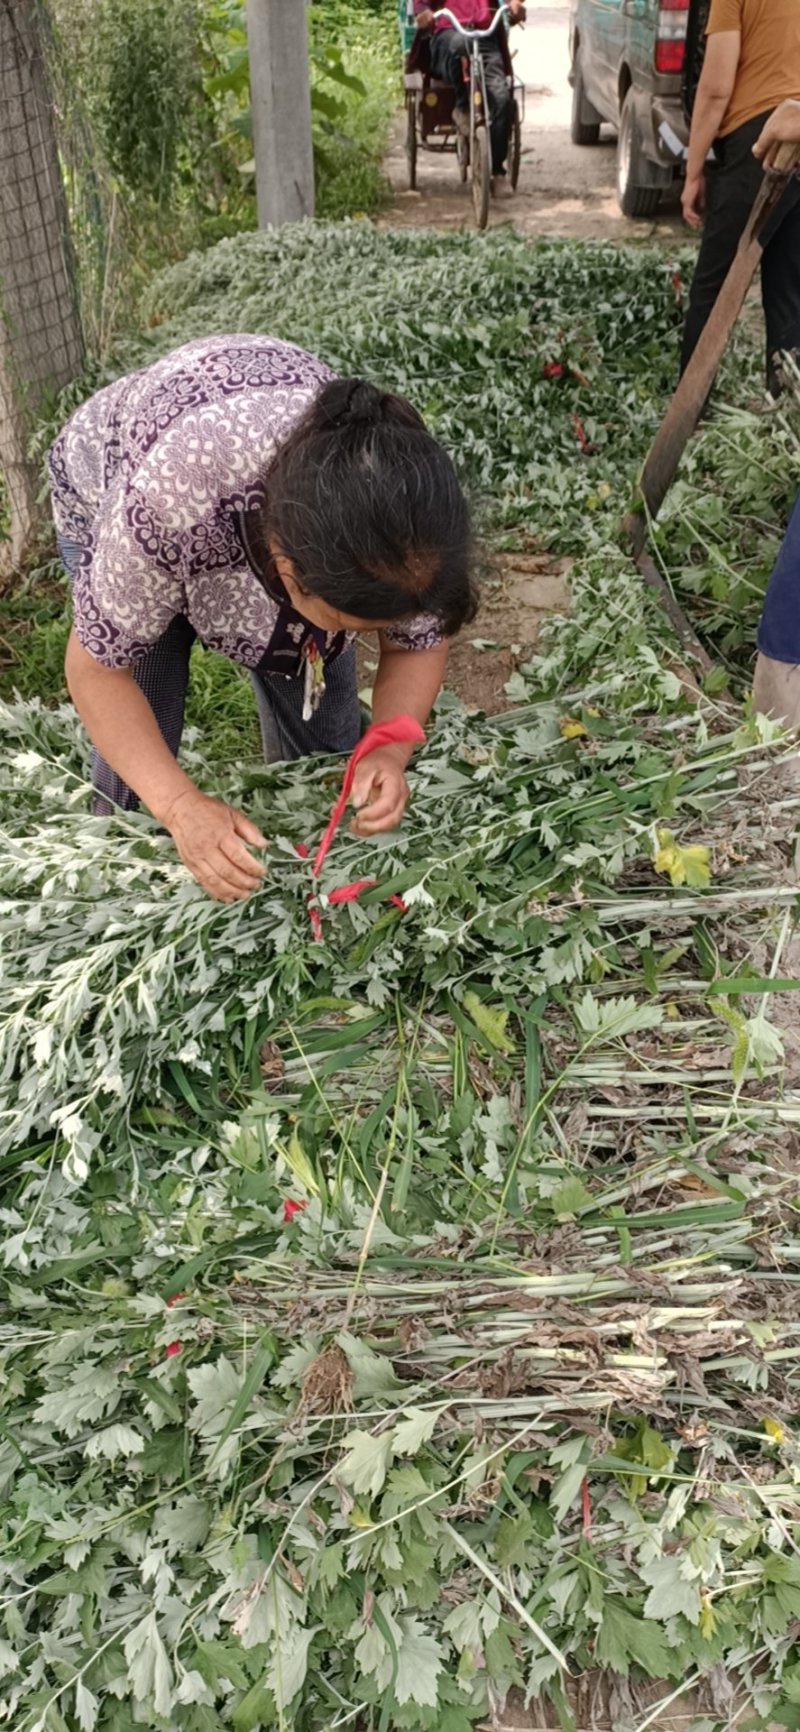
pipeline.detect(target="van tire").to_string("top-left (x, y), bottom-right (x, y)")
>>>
top-left (617, 88), bottom-right (661, 218)
top-left (570, 55), bottom-right (601, 146)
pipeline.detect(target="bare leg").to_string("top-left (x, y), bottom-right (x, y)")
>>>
top-left (752, 653), bottom-right (800, 730)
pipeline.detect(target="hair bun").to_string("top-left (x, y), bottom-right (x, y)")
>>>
top-left (318, 377), bottom-right (385, 429)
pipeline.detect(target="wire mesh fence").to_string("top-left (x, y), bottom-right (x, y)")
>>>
top-left (0, 0), bottom-right (84, 568)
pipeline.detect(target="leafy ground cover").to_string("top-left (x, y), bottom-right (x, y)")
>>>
top-left (3, 225), bottom-right (787, 732)
top-left (2, 229), bottom-right (800, 1730)
top-left (3, 554), bottom-right (800, 1729)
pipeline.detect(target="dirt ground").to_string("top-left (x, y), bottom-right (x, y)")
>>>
top-left (443, 552), bottom-right (570, 710)
top-left (356, 553), bottom-right (569, 714)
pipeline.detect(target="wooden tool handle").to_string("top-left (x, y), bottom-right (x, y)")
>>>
top-left (769, 139), bottom-right (800, 177)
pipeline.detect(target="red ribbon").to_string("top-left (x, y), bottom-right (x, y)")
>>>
top-left (311, 715), bottom-right (425, 877)
top-left (298, 715), bottom-right (425, 940)
top-left (572, 412), bottom-right (590, 453)
top-left (326, 878), bottom-right (377, 904)
top-left (283, 1198), bottom-right (307, 1223)
top-left (165, 1291), bottom-right (184, 1359)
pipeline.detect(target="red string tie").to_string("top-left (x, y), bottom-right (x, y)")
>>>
top-left (303, 715), bottom-right (425, 939)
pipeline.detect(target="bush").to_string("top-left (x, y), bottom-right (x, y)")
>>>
top-left (310, 0), bottom-right (396, 218)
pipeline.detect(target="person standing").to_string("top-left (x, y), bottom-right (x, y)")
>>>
top-left (413, 0), bottom-right (525, 192)
top-left (750, 105), bottom-right (800, 735)
top-left (680, 0), bottom-right (800, 390)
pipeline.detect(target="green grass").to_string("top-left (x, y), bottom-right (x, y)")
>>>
top-left (183, 643), bottom-right (261, 762)
top-left (0, 562), bottom-right (70, 706)
top-left (0, 569), bottom-right (261, 765)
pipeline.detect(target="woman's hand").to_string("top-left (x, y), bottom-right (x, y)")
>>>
top-left (682, 171), bottom-right (706, 228)
top-left (753, 100), bottom-right (800, 171)
top-left (163, 788), bottom-right (267, 900)
top-left (349, 747), bottom-right (410, 836)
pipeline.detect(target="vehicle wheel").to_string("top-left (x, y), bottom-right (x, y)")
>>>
top-left (456, 127), bottom-right (468, 183)
top-left (570, 54), bottom-right (601, 146)
top-left (406, 99), bottom-right (417, 191)
top-left (616, 89), bottom-right (661, 218)
top-left (509, 99), bottom-right (522, 189)
top-left (472, 123), bottom-right (491, 229)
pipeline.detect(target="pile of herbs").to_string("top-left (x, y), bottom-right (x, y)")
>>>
top-left (8, 225), bottom-right (778, 727)
top-left (133, 224), bottom-right (688, 545)
top-left (3, 225), bottom-right (800, 1730)
top-left (3, 538), bottom-right (800, 1730)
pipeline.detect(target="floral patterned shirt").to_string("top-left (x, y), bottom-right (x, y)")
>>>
top-left (48, 334), bottom-right (444, 672)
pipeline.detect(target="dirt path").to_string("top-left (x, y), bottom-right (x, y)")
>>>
top-left (382, 0), bottom-right (686, 242)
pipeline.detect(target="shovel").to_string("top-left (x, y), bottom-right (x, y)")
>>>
top-left (623, 140), bottom-right (800, 668)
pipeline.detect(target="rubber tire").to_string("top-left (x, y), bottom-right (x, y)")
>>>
top-left (616, 89), bottom-right (661, 219)
top-left (406, 99), bottom-right (417, 191)
top-left (509, 99), bottom-right (521, 190)
top-left (570, 55), bottom-right (601, 146)
top-left (472, 123), bottom-right (491, 229)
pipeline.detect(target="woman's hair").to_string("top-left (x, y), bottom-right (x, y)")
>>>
top-left (260, 377), bottom-right (477, 635)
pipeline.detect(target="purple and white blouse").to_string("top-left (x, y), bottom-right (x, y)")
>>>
top-left (48, 334), bottom-right (444, 672)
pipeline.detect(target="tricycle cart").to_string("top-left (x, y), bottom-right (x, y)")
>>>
top-left (399, 1), bottom-right (525, 229)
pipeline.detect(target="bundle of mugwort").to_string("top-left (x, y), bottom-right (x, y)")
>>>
top-left (2, 547), bottom-right (800, 1730)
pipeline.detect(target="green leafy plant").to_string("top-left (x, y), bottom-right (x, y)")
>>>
top-left (2, 545), bottom-right (800, 1725)
top-left (4, 224), bottom-right (800, 1730)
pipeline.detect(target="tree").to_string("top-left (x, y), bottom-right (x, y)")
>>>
top-left (246, 0), bottom-right (315, 228)
top-left (0, 0), bottom-right (84, 572)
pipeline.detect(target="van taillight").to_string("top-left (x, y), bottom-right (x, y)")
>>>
top-left (655, 0), bottom-right (688, 74)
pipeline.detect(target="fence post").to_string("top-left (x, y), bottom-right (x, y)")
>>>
top-left (246, 0), bottom-right (315, 227)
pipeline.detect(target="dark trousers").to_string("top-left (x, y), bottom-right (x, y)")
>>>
top-left (680, 109), bottom-right (800, 390)
top-left (757, 486), bottom-right (800, 664)
top-left (57, 537), bottom-right (360, 814)
top-left (430, 29), bottom-right (511, 175)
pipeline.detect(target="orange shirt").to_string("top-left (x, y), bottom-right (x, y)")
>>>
top-left (706, 0), bottom-right (800, 137)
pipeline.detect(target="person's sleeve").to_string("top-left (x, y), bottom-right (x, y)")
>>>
top-left (70, 481), bottom-right (187, 669)
top-left (706, 0), bottom-right (742, 34)
top-left (382, 612), bottom-right (446, 651)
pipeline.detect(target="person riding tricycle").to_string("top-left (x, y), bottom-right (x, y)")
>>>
top-left (415, 0), bottom-right (525, 190)
top-left (403, 0), bottom-right (525, 226)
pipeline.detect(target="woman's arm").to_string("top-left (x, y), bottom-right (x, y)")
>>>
top-left (350, 640), bottom-right (448, 836)
top-left (65, 628), bottom-right (267, 900)
top-left (371, 639), bottom-right (448, 740)
top-left (682, 30), bottom-right (741, 227)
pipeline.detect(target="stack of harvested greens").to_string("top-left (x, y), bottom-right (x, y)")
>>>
top-left (2, 227), bottom-right (800, 1732)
